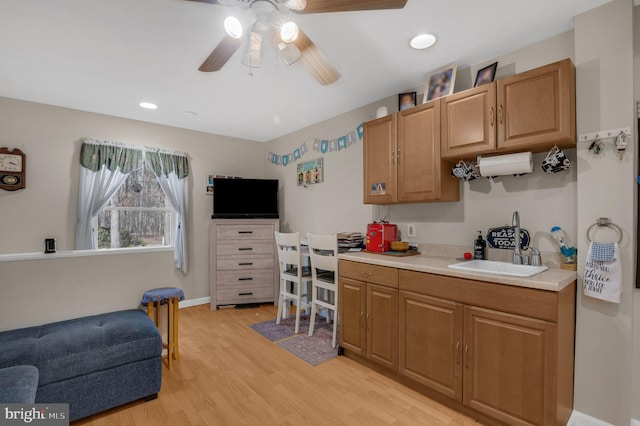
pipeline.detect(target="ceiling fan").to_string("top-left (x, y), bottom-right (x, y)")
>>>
top-left (185, 0), bottom-right (408, 85)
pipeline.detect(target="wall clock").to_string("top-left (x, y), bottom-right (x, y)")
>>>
top-left (0, 147), bottom-right (26, 191)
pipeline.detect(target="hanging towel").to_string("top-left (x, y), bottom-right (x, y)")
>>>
top-left (583, 242), bottom-right (621, 303)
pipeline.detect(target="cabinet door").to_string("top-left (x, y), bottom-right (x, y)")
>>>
top-left (363, 114), bottom-right (397, 204)
top-left (497, 58), bottom-right (575, 152)
top-left (339, 277), bottom-right (366, 355)
top-left (366, 283), bottom-right (398, 370)
top-left (397, 100), bottom-right (455, 202)
top-left (399, 291), bottom-right (463, 401)
top-left (464, 306), bottom-right (556, 426)
top-left (441, 82), bottom-right (497, 159)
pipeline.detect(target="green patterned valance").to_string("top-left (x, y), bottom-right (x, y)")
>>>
top-left (146, 150), bottom-right (189, 179)
top-left (80, 138), bottom-right (143, 173)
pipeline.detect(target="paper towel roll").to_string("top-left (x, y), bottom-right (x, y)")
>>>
top-left (478, 152), bottom-right (533, 177)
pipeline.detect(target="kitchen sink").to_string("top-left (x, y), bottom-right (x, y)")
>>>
top-left (448, 259), bottom-right (549, 278)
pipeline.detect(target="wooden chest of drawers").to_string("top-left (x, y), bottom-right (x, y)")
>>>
top-left (210, 219), bottom-right (279, 310)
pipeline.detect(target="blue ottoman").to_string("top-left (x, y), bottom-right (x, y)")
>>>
top-left (0, 309), bottom-right (162, 421)
top-left (0, 365), bottom-right (39, 403)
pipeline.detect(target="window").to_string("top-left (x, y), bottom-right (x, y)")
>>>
top-left (96, 166), bottom-right (176, 249)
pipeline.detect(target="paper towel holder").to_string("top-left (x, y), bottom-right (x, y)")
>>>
top-left (477, 151), bottom-right (534, 177)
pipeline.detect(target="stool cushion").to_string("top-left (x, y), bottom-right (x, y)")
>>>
top-left (141, 287), bottom-right (185, 306)
top-left (0, 310), bottom-right (161, 387)
top-left (0, 365), bottom-right (39, 403)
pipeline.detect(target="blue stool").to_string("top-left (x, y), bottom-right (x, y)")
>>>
top-left (141, 287), bottom-right (185, 369)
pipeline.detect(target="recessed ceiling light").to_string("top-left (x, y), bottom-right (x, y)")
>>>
top-left (410, 33), bottom-right (438, 50)
top-left (139, 102), bottom-right (158, 110)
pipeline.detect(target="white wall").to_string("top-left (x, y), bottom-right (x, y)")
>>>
top-left (264, 104), bottom-right (378, 236)
top-left (573, 1), bottom-right (637, 425)
top-left (0, 97), bottom-right (267, 331)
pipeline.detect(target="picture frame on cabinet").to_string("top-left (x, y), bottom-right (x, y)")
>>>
top-left (423, 64), bottom-right (457, 103)
top-left (474, 62), bottom-right (498, 87)
top-left (398, 92), bottom-right (416, 111)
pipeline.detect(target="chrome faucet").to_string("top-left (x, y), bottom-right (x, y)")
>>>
top-left (512, 211), bottom-right (522, 264)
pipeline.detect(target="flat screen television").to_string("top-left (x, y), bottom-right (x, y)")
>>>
top-left (212, 178), bottom-right (279, 219)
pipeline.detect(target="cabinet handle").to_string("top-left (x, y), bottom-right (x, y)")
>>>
top-left (238, 277), bottom-right (253, 281)
top-left (464, 344), bottom-right (469, 368)
top-left (391, 150), bottom-right (395, 165)
top-left (455, 341), bottom-right (460, 365)
top-left (489, 107), bottom-right (494, 126)
top-left (238, 292), bottom-right (253, 296)
top-left (397, 149), bottom-right (401, 166)
top-left (238, 231), bottom-right (253, 234)
top-left (238, 247), bottom-right (253, 251)
top-left (359, 271), bottom-right (373, 277)
top-left (239, 262), bottom-right (253, 266)
top-left (498, 105), bottom-right (503, 124)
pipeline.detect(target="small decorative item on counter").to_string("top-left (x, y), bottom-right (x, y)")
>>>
top-left (474, 231), bottom-right (486, 260)
top-left (550, 226), bottom-right (577, 267)
top-left (464, 252), bottom-right (473, 260)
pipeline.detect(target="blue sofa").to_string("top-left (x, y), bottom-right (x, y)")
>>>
top-left (0, 309), bottom-right (162, 421)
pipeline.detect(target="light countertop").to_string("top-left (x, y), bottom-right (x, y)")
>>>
top-left (338, 251), bottom-right (576, 292)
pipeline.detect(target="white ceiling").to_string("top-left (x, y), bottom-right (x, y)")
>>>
top-left (0, 0), bottom-right (613, 142)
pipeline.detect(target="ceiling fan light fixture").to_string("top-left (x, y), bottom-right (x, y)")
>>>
top-left (280, 21), bottom-right (299, 43)
top-left (224, 16), bottom-right (243, 39)
top-left (410, 33), bottom-right (438, 50)
top-left (285, 0), bottom-right (307, 11)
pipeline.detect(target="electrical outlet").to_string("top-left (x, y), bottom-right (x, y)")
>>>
top-left (407, 223), bottom-right (416, 238)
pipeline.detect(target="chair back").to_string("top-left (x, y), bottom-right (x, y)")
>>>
top-left (275, 232), bottom-right (303, 279)
top-left (307, 233), bottom-right (338, 281)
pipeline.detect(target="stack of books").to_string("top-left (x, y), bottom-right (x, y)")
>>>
top-left (337, 232), bottom-right (365, 250)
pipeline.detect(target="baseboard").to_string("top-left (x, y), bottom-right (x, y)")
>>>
top-left (568, 411), bottom-right (615, 426)
top-left (178, 297), bottom-right (210, 309)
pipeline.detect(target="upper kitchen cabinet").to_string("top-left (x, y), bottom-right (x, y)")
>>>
top-left (441, 58), bottom-right (576, 160)
top-left (363, 100), bottom-right (459, 205)
top-left (441, 82), bottom-right (497, 159)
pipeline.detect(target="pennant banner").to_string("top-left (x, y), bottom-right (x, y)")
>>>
top-left (268, 123), bottom-right (364, 167)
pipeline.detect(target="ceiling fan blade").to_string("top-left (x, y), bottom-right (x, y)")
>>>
top-left (296, 0), bottom-right (407, 14)
top-left (198, 35), bottom-right (242, 72)
top-left (293, 29), bottom-right (340, 85)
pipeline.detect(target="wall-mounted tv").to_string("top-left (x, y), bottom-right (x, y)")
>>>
top-left (212, 178), bottom-right (279, 219)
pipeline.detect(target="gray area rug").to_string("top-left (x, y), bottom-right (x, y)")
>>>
top-left (249, 315), bottom-right (338, 366)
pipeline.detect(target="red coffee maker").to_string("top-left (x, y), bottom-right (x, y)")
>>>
top-left (366, 223), bottom-right (398, 252)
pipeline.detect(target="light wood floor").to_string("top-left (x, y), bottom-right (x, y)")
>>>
top-left (74, 304), bottom-right (480, 425)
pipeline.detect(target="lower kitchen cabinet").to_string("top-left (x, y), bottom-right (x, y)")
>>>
top-left (399, 291), bottom-right (463, 401)
top-left (339, 260), bottom-right (576, 426)
top-left (464, 306), bottom-right (555, 426)
top-left (366, 283), bottom-right (398, 370)
top-left (338, 261), bottom-right (399, 371)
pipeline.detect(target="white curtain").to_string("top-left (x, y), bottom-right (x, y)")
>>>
top-left (146, 150), bottom-right (190, 273)
top-left (75, 139), bottom-right (143, 249)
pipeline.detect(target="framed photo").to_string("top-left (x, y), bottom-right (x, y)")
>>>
top-left (398, 92), bottom-right (416, 111)
top-left (297, 157), bottom-right (323, 186)
top-left (474, 62), bottom-right (498, 87)
top-left (423, 64), bottom-right (457, 103)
